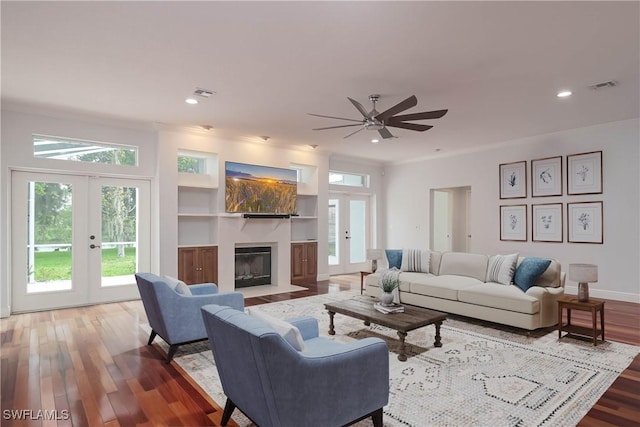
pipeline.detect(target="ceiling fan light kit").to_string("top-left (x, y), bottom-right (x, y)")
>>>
top-left (309, 94), bottom-right (447, 140)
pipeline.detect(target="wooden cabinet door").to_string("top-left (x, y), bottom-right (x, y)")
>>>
top-left (200, 246), bottom-right (218, 284)
top-left (178, 246), bottom-right (218, 285)
top-left (291, 243), bottom-right (306, 283)
top-left (178, 247), bottom-right (200, 285)
top-left (305, 242), bottom-right (318, 280)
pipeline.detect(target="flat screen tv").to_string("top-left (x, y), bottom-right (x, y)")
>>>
top-left (225, 161), bottom-right (297, 214)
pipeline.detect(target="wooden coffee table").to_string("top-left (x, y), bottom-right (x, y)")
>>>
top-left (324, 297), bottom-right (447, 361)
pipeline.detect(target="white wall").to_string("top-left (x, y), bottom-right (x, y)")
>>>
top-left (384, 119), bottom-right (640, 302)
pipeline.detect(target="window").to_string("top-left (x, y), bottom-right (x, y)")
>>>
top-left (329, 171), bottom-right (369, 187)
top-left (33, 135), bottom-right (137, 166)
top-left (178, 155), bottom-right (207, 174)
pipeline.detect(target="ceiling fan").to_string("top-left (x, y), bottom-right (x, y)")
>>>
top-left (309, 94), bottom-right (447, 140)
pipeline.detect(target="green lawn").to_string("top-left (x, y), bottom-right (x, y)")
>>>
top-left (33, 247), bottom-right (136, 281)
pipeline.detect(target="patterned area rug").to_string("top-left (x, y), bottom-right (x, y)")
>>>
top-left (158, 291), bottom-right (639, 427)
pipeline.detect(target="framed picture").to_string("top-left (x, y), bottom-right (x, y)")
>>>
top-left (567, 151), bottom-right (602, 195)
top-left (500, 205), bottom-right (527, 241)
top-left (568, 201), bottom-right (603, 244)
top-left (532, 156), bottom-right (562, 197)
top-left (499, 161), bottom-right (527, 199)
top-left (532, 203), bottom-right (563, 242)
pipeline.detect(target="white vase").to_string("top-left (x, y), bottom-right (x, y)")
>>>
top-left (380, 292), bottom-right (394, 306)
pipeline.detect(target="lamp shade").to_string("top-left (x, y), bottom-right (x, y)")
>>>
top-left (569, 264), bottom-right (598, 283)
top-left (366, 249), bottom-right (383, 261)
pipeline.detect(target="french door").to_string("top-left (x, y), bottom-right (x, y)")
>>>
top-left (11, 171), bottom-right (150, 312)
top-left (328, 193), bottom-right (370, 275)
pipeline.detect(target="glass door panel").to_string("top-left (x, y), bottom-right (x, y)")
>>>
top-left (329, 193), bottom-right (370, 275)
top-left (328, 198), bottom-right (339, 266)
top-left (349, 199), bottom-right (366, 264)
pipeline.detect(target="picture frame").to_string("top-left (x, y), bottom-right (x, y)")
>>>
top-left (499, 161), bottom-right (527, 199)
top-left (567, 201), bottom-right (603, 244)
top-left (532, 203), bottom-right (563, 242)
top-left (500, 204), bottom-right (527, 241)
top-left (567, 151), bottom-right (602, 195)
top-left (532, 156), bottom-right (562, 197)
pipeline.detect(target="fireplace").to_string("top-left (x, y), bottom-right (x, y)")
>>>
top-left (235, 246), bottom-right (272, 288)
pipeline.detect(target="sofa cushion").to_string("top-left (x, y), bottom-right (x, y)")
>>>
top-left (246, 307), bottom-right (305, 351)
top-left (175, 281), bottom-right (192, 295)
top-left (410, 274), bottom-right (483, 301)
top-left (385, 249), bottom-right (403, 269)
top-left (517, 257), bottom-right (561, 287)
top-left (438, 252), bottom-right (489, 282)
top-left (514, 257), bottom-right (552, 292)
top-left (487, 253), bottom-right (519, 285)
top-left (459, 284), bottom-right (540, 314)
top-left (401, 249), bottom-right (431, 273)
top-left (366, 272), bottom-right (412, 292)
top-left (164, 275), bottom-right (186, 290)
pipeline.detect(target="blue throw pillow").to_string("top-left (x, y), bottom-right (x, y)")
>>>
top-left (513, 257), bottom-right (552, 292)
top-left (386, 249), bottom-right (403, 269)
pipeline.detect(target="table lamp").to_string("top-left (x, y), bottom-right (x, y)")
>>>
top-left (569, 263), bottom-right (598, 302)
top-left (366, 249), bottom-right (383, 273)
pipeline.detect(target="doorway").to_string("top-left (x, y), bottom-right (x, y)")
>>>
top-left (11, 171), bottom-right (150, 312)
top-left (430, 186), bottom-right (471, 253)
top-left (328, 193), bottom-right (371, 274)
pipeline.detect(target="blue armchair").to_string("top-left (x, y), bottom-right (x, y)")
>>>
top-left (135, 273), bottom-right (244, 363)
top-left (201, 304), bottom-right (389, 427)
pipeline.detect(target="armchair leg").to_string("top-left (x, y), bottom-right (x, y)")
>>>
top-left (166, 344), bottom-right (179, 363)
top-left (371, 408), bottom-right (383, 427)
top-left (221, 398), bottom-right (236, 426)
top-left (147, 329), bottom-right (157, 345)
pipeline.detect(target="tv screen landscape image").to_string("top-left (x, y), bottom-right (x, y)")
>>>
top-left (225, 161), bottom-right (297, 214)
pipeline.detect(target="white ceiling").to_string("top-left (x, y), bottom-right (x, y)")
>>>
top-left (2, 1), bottom-right (638, 164)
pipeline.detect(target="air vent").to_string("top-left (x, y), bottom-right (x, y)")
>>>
top-left (193, 88), bottom-right (215, 98)
top-left (588, 80), bottom-right (617, 90)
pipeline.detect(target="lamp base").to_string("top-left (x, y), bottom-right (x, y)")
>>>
top-left (371, 260), bottom-right (378, 273)
top-left (578, 282), bottom-right (590, 302)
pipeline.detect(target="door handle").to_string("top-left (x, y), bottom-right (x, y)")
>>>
top-left (90, 244), bottom-right (101, 249)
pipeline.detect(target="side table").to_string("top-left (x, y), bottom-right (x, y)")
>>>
top-left (360, 271), bottom-right (372, 295)
top-left (557, 296), bottom-right (605, 346)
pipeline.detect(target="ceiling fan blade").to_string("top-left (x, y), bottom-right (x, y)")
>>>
top-left (307, 113), bottom-right (363, 123)
top-left (386, 121), bottom-right (434, 132)
top-left (312, 124), bottom-right (362, 131)
top-left (378, 127), bottom-right (394, 139)
top-left (375, 95), bottom-right (418, 122)
top-left (343, 127), bottom-right (365, 139)
top-left (388, 109), bottom-right (448, 122)
top-left (348, 97), bottom-right (371, 118)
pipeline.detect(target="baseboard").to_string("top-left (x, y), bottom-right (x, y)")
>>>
top-left (1, 305), bottom-right (10, 318)
top-left (564, 285), bottom-right (640, 303)
top-left (317, 273), bottom-right (330, 282)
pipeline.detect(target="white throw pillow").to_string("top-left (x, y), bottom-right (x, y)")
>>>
top-left (487, 253), bottom-right (519, 285)
top-left (400, 249), bottom-right (431, 273)
top-left (247, 307), bottom-right (305, 351)
top-left (174, 281), bottom-right (192, 295)
top-left (164, 275), bottom-right (187, 291)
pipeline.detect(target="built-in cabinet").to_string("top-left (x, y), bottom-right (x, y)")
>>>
top-left (178, 246), bottom-right (218, 285)
top-left (175, 153), bottom-right (319, 286)
top-left (291, 241), bottom-right (318, 285)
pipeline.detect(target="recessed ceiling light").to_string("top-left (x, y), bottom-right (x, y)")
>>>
top-left (259, 136), bottom-right (270, 142)
top-left (185, 98), bottom-right (198, 105)
top-left (557, 90), bottom-right (572, 98)
top-left (371, 139), bottom-right (379, 144)
top-left (308, 144), bottom-right (318, 150)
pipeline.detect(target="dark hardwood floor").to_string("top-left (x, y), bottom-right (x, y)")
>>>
top-left (1, 277), bottom-right (638, 426)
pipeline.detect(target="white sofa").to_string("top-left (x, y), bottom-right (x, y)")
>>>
top-left (365, 251), bottom-right (565, 330)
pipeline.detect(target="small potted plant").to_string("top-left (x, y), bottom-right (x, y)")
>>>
top-left (379, 274), bottom-right (399, 306)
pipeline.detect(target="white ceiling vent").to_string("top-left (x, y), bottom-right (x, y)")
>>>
top-left (193, 88), bottom-right (215, 98)
top-left (588, 80), bottom-right (617, 90)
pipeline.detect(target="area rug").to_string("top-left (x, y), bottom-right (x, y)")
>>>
top-left (156, 291), bottom-right (639, 427)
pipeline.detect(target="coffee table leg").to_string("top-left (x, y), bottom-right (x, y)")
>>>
top-left (434, 322), bottom-right (443, 348)
top-left (397, 331), bottom-right (407, 362)
top-left (328, 311), bottom-right (335, 336)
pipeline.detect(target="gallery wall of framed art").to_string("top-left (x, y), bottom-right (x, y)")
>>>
top-left (498, 151), bottom-right (603, 244)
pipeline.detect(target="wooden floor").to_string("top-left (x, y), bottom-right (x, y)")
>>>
top-left (1, 277), bottom-right (638, 426)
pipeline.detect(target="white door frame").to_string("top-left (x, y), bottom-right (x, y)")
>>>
top-left (11, 171), bottom-right (150, 312)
